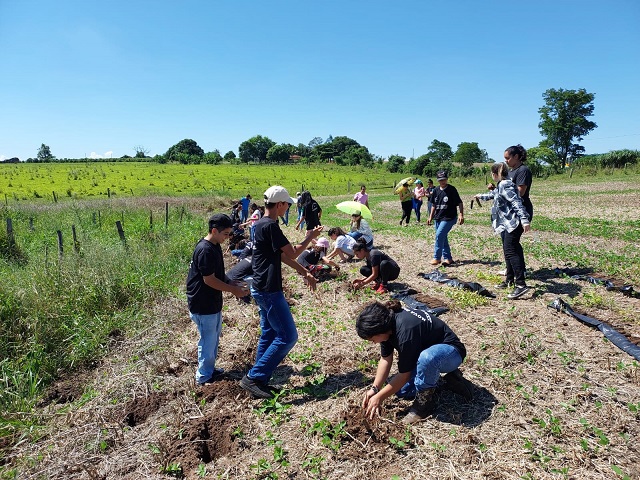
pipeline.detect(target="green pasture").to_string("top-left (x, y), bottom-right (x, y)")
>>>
top-left (0, 162), bottom-right (407, 201)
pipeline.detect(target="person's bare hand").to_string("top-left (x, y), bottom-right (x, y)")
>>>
top-left (305, 274), bottom-right (317, 292)
top-left (523, 224), bottom-right (531, 233)
top-left (365, 395), bottom-right (382, 419)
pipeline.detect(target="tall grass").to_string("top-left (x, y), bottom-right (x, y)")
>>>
top-left (0, 202), bottom-right (202, 434)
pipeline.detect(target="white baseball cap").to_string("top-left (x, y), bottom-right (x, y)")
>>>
top-left (263, 185), bottom-right (294, 204)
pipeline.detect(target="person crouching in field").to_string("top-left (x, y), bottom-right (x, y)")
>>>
top-left (473, 162), bottom-right (531, 300)
top-left (296, 237), bottom-right (340, 277)
top-left (357, 300), bottom-right (473, 424)
top-left (351, 239), bottom-right (400, 294)
top-left (240, 186), bottom-right (323, 399)
top-left (186, 214), bottom-right (250, 386)
top-left (325, 227), bottom-right (357, 263)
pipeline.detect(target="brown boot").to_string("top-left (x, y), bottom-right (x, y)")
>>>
top-left (402, 388), bottom-right (436, 424)
top-left (443, 368), bottom-right (474, 401)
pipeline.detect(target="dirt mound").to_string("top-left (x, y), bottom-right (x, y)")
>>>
top-left (161, 411), bottom-right (241, 474)
top-left (122, 392), bottom-right (170, 427)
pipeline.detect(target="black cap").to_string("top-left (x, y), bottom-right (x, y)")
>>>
top-left (436, 170), bottom-right (448, 180)
top-left (208, 213), bottom-right (233, 232)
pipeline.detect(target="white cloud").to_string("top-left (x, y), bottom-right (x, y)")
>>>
top-left (89, 152), bottom-right (102, 159)
top-left (0, 155), bottom-right (6, 161)
top-left (105, 151), bottom-right (113, 158)
top-left (89, 151), bottom-right (113, 159)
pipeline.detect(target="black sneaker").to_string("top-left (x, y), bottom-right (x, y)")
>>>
top-left (495, 280), bottom-right (513, 290)
top-left (240, 374), bottom-right (274, 399)
top-left (507, 285), bottom-right (530, 300)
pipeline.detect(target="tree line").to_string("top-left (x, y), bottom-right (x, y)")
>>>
top-left (15, 88), bottom-right (640, 175)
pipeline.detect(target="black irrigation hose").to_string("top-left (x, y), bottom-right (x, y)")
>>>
top-left (547, 298), bottom-right (640, 361)
top-left (554, 268), bottom-right (640, 298)
top-left (418, 271), bottom-right (496, 298)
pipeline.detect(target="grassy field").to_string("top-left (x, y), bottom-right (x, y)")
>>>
top-left (1, 165), bottom-right (639, 479)
top-left (0, 162), bottom-right (404, 201)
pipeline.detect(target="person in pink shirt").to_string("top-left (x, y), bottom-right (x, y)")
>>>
top-left (353, 184), bottom-right (369, 209)
top-left (412, 179), bottom-right (427, 223)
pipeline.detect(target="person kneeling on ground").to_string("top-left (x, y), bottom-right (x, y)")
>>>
top-left (351, 239), bottom-right (400, 294)
top-left (357, 300), bottom-right (473, 424)
top-left (296, 237), bottom-right (340, 276)
top-left (325, 227), bottom-right (357, 263)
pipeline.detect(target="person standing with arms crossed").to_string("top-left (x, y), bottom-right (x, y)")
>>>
top-left (186, 214), bottom-right (250, 385)
top-left (427, 171), bottom-right (464, 266)
top-left (240, 186), bottom-right (323, 398)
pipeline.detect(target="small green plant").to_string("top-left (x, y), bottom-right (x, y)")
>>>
top-left (302, 455), bottom-right (324, 475)
top-left (161, 462), bottom-right (183, 478)
top-left (307, 418), bottom-right (347, 452)
top-left (196, 464), bottom-right (207, 478)
top-left (611, 465), bottom-right (631, 480)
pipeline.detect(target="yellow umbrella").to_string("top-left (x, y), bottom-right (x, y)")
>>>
top-left (394, 177), bottom-right (415, 194)
top-left (336, 201), bottom-right (373, 220)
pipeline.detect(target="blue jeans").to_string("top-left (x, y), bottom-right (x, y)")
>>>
top-left (434, 218), bottom-right (457, 261)
top-left (189, 311), bottom-right (222, 384)
top-left (248, 289), bottom-right (299, 384)
top-left (396, 344), bottom-right (463, 398)
top-left (413, 199), bottom-right (423, 222)
top-left (241, 209), bottom-right (249, 223)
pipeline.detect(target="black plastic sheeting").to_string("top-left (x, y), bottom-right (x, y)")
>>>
top-left (418, 271), bottom-right (496, 298)
top-left (390, 291), bottom-right (450, 316)
top-left (554, 268), bottom-right (640, 298)
top-left (547, 298), bottom-right (640, 361)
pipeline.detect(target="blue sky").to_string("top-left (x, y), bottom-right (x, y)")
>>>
top-left (1, 1), bottom-right (639, 162)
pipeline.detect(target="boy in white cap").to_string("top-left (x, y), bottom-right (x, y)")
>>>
top-left (240, 186), bottom-right (323, 398)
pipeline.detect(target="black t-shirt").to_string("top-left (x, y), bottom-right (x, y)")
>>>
top-left (367, 249), bottom-right (398, 270)
top-left (508, 164), bottom-right (533, 213)
top-left (186, 239), bottom-right (225, 314)
top-left (303, 200), bottom-right (322, 230)
top-left (297, 249), bottom-right (321, 268)
top-left (380, 307), bottom-right (467, 373)
top-left (431, 184), bottom-right (462, 221)
top-left (251, 217), bottom-right (290, 292)
top-left (226, 257), bottom-right (253, 283)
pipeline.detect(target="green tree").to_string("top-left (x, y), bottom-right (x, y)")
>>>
top-left (165, 139), bottom-right (204, 161)
top-left (427, 139), bottom-right (453, 165)
top-left (266, 144), bottom-right (294, 163)
top-left (238, 135), bottom-right (276, 163)
top-left (538, 88), bottom-right (597, 169)
top-left (337, 146), bottom-right (373, 167)
top-left (453, 142), bottom-right (483, 171)
top-left (223, 150), bottom-right (236, 161)
top-left (387, 155), bottom-right (406, 173)
top-left (407, 154), bottom-right (432, 176)
top-left (134, 145), bottom-right (149, 158)
top-left (308, 137), bottom-right (323, 148)
top-left (37, 143), bottom-right (54, 162)
top-left (203, 150), bottom-right (222, 164)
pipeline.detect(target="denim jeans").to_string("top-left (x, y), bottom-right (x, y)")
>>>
top-left (297, 208), bottom-right (305, 230)
top-left (413, 198), bottom-right (423, 222)
top-left (396, 343), bottom-right (463, 398)
top-left (248, 288), bottom-right (298, 384)
top-left (189, 311), bottom-right (222, 384)
top-left (433, 218), bottom-right (457, 261)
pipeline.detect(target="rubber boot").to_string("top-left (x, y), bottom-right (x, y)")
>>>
top-left (402, 387), bottom-right (436, 424)
top-left (443, 368), bottom-right (474, 401)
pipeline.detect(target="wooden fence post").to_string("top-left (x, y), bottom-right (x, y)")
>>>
top-left (72, 225), bottom-right (80, 253)
top-left (98, 211), bottom-right (101, 228)
top-left (29, 217), bottom-right (34, 231)
top-left (4, 194), bottom-right (7, 206)
top-left (569, 168), bottom-right (574, 178)
top-left (53, 191), bottom-right (57, 203)
top-left (165, 202), bottom-right (169, 228)
top-left (150, 210), bottom-right (153, 229)
top-left (107, 188), bottom-right (111, 198)
top-left (57, 230), bottom-right (63, 257)
top-left (115, 221), bottom-right (126, 246)
top-left (180, 206), bottom-right (185, 223)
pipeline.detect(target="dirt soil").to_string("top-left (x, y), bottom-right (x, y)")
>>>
top-left (4, 192), bottom-right (640, 480)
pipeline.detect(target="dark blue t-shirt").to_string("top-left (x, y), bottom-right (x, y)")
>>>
top-left (186, 239), bottom-right (225, 314)
top-left (251, 217), bottom-right (290, 292)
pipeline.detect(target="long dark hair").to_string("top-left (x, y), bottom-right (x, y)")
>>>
top-left (328, 226), bottom-right (347, 237)
top-left (356, 301), bottom-right (399, 339)
top-left (352, 237), bottom-right (370, 253)
top-left (299, 191), bottom-right (313, 207)
top-left (505, 144), bottom-right (527, 163)
top-left (491, 162), bottom-right (508, 180)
